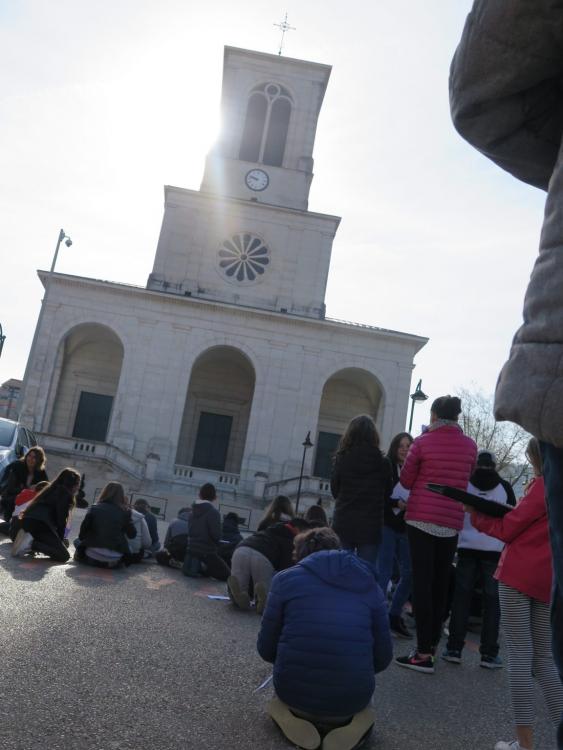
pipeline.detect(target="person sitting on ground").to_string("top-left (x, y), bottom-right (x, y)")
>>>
top-left (304, 504), bottom-right (328, 528)
top-left (228, 517), bottom-right (310, 613)
top-left (7, 481), bottom-right (50, 541)
top-left (443, 449), bottom-right (516, 669)
top-left (133, 499), bottom-right (160, 554)
top-left (257, 527), bottom-right (393, 750)
top-left (219, 512), bottom-right (244, 566)
top-left (156, 506), bottom-right (191, 569)
top-left (0, 446), bottom-right (48, 529)
top-left (75, 482), bottom-right (136, 569)
top-left (12, 468), bottom-right (80, 562)
top-left (126, 505), bottom-right (153, 564)
top-left (183, 483), bottom-right (230, 581)
top-left (257, 495), bottom-right (294, 532)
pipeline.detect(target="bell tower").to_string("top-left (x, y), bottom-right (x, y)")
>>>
top-left (148, 46), bottom-right (340, 319)
top-left (200, 46), bottom-right (332, 211)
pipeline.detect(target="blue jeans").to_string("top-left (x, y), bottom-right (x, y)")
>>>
top-left (447, 555), bottom-right (500, 657)
top-left (540, 442), bottom-right (563, 749)
top-left (377, 526), bottom-right (412, 617)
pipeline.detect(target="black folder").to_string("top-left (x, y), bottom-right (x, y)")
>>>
top-left (426, 484), bottom-right (512, 518)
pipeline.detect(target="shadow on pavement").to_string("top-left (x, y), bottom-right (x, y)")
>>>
top-left (0, 540), bottom-right (59, 582)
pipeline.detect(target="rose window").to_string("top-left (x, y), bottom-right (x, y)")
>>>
top-left (218, 233), bottom-right (270, 283)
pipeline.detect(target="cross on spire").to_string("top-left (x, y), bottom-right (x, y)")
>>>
top-left (273, 12), bottom-right (296, 56)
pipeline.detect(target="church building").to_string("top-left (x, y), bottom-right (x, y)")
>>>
top-left (19, 46), bottom-right (427, 524)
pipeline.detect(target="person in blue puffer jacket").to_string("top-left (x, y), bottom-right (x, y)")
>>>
top-left (257, 527), bottom-right (392, 750)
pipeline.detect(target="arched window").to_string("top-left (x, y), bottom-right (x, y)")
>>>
top-left (239, 83), bottom-right (292, 167)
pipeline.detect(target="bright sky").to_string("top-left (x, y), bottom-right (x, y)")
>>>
top-left (0, 0), bottom-right (546, 430)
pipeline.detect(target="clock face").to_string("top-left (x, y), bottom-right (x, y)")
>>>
top-left (245, 169), bottom-right (269, 191)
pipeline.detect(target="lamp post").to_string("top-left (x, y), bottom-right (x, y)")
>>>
top-left (295, 431), bottom-right (313, 515)
top-left (19, 228), bottom-right (73, 427)
top-left (408, 379), bottom-right (429, 433)
top-left (0, 323), bottom-right (5, 359)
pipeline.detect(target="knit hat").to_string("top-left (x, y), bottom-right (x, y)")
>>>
top-left (477, 450), bottom-right (497, 468)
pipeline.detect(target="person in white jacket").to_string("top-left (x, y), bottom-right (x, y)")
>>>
top-left (443, 451), bottom-right (516, 668)
top-left (127, 507), bottom-right (152, 563)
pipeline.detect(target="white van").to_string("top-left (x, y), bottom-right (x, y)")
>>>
top-left (0, 418), bottom-right (38, 481)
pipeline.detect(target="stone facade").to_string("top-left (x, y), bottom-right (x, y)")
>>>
top-left (18, 46), bottom-right (427, 526)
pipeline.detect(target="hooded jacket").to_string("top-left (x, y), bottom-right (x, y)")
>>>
top-left (187, 501), bottom-right (221, 556)
top-left (450, 0), bottom-right (563, 445)
top-left (458, 468), bottom-right (517, 556)
top-left (331, 444), bottom-right (392, 546)
top-left (402, 424), bottom-right (477, 531)
top-left (257, 549), bottom-right (392, 717)
top-left (164, 509), bottom-right (191, 547)
top-left (128, 508), bottom-right (152, 555)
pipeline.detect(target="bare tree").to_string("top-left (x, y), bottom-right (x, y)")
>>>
top-left (458, 387), bottom-right (529, 482)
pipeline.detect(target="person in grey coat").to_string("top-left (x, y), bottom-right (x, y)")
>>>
top-left (451, 4), bottom-right (563, 749)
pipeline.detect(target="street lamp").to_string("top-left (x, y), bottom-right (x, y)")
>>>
top-left (19, 228), bottom-right (73, 427)
top-left (295, 431), bottom-right (313, 515)
top-left (408, 379), bottom-right (428, 433)
top-left (0, 323), bottom-right (5, 358)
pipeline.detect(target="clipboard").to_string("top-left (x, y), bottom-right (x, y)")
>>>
top-left (426, 483), bottom-right (512, 518)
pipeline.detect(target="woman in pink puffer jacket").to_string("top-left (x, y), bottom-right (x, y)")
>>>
top-left (395, 395), bottom-right (477, 675)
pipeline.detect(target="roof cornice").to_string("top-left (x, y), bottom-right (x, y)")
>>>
top-left (37, 270), bottom-right (428, 352)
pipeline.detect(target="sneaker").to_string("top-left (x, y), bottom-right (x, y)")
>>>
top-left (227, 575), bottom-right (251, 610)
top-left (254, 582), bottom-right (268, 615)
top-left (494, 741), bottom-right (522, 750)
top-left (267, 697), bottom-right (321, 750)
top-left (169, 558), bottom-right (183, 570)
top-left (481, 654), bottom-right (503, 669)
top-left (441, 648), bottom-right (462, 664)
top-left (322, 707), bottom-right (375, 750)
top-left (11, 529), bottom-right (33, 558)
top-left (389, 615), bottom-right (412, 639)
top-left (395, 649), bottom-right (435, 674)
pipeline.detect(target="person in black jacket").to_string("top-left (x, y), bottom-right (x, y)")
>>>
top-left (219, 512), bottom-right (244, 565)
top-left (443, 450), bottom-right (517, 667)
top-left (183, 483), bottom-right (230, 581)
top-left (257, 495), bottom-right (294, 532)
top-left (228, 518), bottom-right (310, 613)
top-left (377, 432), bottom-right (414, 639)
top-left (75, 482), bottom-right (136, 568)
top-left (331, 415), bottom-right (393, 566)
top-left (0, 446), bottom-right (48, 527)
top-left (11, 467), bottom-right (79, 562)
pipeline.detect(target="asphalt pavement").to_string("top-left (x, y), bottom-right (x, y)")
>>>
top-left (0, 520), bottom-right (557, 750)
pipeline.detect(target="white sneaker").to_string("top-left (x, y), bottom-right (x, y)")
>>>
top-left (495, 740), bottom-right (522, 750)
top-left (11, 530), bottom-right (33, 558)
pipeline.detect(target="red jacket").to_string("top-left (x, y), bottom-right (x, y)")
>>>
top-left (471, 477), bottom-right (552, 603)
top-left (402, 424), bottom-right (477, 530)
